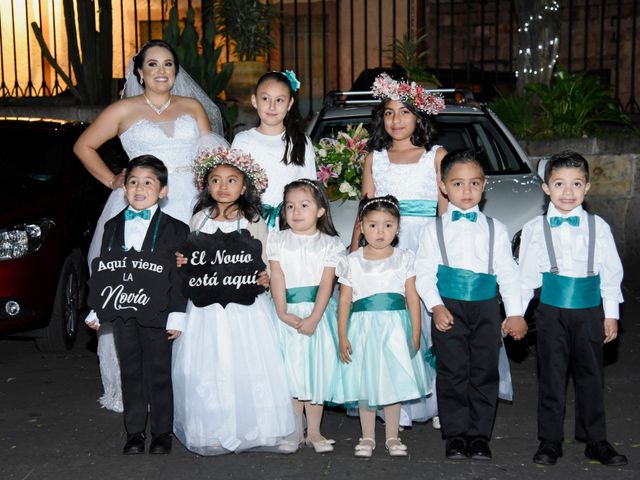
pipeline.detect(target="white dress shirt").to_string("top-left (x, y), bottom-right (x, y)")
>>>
top-left (519, 203), bottom-right (623, 319)
top-left (86, 204), bottom-right (185, 331)
top-left (415, 205), bottom-right (523, 317)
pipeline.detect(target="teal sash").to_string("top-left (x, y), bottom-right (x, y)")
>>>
top-left (351, 292), bottom-right (406, 313)
top-left (399, 199), bottom-right (437, 217)
top-left (286, 285), bottom-right (319, 304)
top-left (436, 264), bottom-right (497, 301)
top-left (261, 202), bottom-right (282, 230)
top-left (540, 273), bottom-right (601, 309)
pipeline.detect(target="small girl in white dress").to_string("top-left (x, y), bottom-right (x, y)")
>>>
top-left (267, 179), bottom-right (345, 454)
top-left (336, 196), bottom-right (431, 457)
top-left (172, 148), bottom-right (298, 455)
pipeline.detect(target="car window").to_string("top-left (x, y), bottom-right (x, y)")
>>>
top-left (310, 110), bottom-right (530, 176)
top-left (1, 128), bottom-right (65, 184)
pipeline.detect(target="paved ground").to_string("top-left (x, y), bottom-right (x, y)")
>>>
top-left (2, 283), bottom-right (639, 480)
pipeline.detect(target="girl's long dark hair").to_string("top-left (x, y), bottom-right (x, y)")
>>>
top-left (255, 71), bottom-right (307, 167)
top-left (368, 98), bottom-right (437, 152)
top-left (193, 166), bottom-right (262, 222)
top-left (278, 179), bottom-right (339, 236)
top-left (357, 194), bottom-right (401, 248)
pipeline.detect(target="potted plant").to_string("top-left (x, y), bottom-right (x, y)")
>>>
top-left (386, 32), bottom-right (441, 87)
top-left (215, 0), bottom-right (279, 103)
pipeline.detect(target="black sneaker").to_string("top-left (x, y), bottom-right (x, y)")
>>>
top-left (585, 440), bottom-right (628, 466)
top-left (533, 440), bottom-right (563, 465)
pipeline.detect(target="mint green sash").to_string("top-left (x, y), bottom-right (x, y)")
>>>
top-left (351, 293), bottom-right (406, 313)
top-left (540, 273), bottom-right (601, 309)
top-left (399, 199), bottom-right (437, 217)
top-left (261, 202), bottom-right (282, 230)
top-left (437, 264), bottom-right (497, 301)
top-left (286, 285), bottom-right (319, 304)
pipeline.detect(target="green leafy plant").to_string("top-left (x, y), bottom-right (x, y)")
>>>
top-left (488, 92), bottom-right (537, 139)
top-left (386, 32), bottom-right (441, 87)
top-left (525, 70), bottom-right (631, 138)
top-left (163, 6), bottom-right (237, 140)
top-left (215, 0), bottom-right (278, 62)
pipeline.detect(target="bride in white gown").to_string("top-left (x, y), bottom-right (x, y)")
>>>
top-left (74, 40), bottom-right (226, 412)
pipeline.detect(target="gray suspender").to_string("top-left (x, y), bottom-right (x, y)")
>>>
top-left (542, 213), bottom-right (596, 276)
top-left (435, 215), bottom-right (495, 274)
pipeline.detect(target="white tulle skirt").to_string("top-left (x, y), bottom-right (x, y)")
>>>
top-left (172, 294), bottom-right (299, 455)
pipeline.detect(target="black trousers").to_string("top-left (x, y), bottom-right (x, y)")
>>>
top-left (112, 319), bottom-right (173, 436)
top-left (535, 302), bottom-right (606, 443)
top-left (432, 298), bottom-right (502, 440)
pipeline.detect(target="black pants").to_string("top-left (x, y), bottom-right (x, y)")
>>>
top-left (535, 303), bottom-right (606, 443)
top-left (432, 298), bottom-right (502, 440)
top-left (112, 319), bottom-right (173, 436)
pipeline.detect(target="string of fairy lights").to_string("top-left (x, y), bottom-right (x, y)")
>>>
top-left (515, 1), bottom-right (560, 79)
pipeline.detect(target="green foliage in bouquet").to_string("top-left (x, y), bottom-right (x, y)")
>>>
top-left (315, 124), bottom-right (369, 201)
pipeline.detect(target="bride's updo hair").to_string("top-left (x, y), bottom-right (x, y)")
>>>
top-left (132, 39), bottom-right (180, 84)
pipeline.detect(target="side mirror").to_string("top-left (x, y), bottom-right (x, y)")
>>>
top-left (536, 158), bottom-right (548, 181)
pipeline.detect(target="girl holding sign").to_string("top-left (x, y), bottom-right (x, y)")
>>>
top-left (266, 179), bottom-right (345, 453)
top-left (172, 147), bottom-right (299, 456)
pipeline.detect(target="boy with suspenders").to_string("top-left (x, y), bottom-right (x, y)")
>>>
top-left (415, 150), bottom-right (527, 461)
top-left (519, 150), bottom-right (627, 466)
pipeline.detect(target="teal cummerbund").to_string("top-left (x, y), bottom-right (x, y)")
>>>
top-left (351, 292), bottom-right (406, 313)
top-left (540, 272), bottom-right (601, 309)
top-left (399, 199), bottom-right (437, 217)
top-left (436, 264), bottom-right (497, 301)
top-left (286, 285), bottom-right (319, 304)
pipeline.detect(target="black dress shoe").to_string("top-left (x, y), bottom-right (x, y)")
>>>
top-left (533, 440), bottom-right (562, 465)
top-left (123, 433), bottom-right (146, 455)
top-left (149, 433), bottom-right (173, 454)
top-left (467, 437), bottom-right (492, 461)
top-left (445, 437), bottom-right (468, 460)
top-left (585, 440), bottom-right (628, 466)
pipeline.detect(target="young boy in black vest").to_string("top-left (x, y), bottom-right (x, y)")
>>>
top-left (519, 150), bottom-right (627, 466)
top-left (415, 150), bottom-right (527, 460)
top-left (86, 155), bottom-right (189, 455)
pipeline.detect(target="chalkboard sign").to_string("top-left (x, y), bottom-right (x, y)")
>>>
top-left (88, 249), bottom-right (172, 322)
top-left (179, 229), bottom-right (267, 308)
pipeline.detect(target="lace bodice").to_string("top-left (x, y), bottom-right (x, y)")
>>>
top-left (119, 114), bottom-right (201, 173)
top-left (371, 145), bottom-right (441, 201)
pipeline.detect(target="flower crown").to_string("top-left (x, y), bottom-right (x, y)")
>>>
top-left (193, 146), bottom-right (268, 193)
top-left (371, 73), bottom-right (446, 115)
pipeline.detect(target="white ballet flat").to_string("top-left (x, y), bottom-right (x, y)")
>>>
top-left (306, 437), bottom-right (334, 454)
top-left (432, 415), bottom-right (441, 430)
top-left (354, 437), bottom-right (376, 457)
top-left (385, 438), bottom-right (408, 457)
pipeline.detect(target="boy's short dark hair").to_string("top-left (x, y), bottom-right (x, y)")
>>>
top-left (544, 150), bottom-right (590, 184)
top-left (440, 150), bottom-right (485, 181)
top-left (125, 155), bottom-right (168, 187)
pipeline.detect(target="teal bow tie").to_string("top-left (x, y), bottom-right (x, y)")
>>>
top-left (549, 216), bottom-right (580, 228)
top-left (451, 210), bottom-right (478, 222)
top-left (124, 209), bottom-right (151, 221)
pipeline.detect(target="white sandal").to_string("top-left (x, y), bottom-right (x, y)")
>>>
top-left (354, 437), bottom-right (375, 457)
top-left (306, 436), bottom-right (335, 454)
top-left (385, 437), bottom-right (408, 457)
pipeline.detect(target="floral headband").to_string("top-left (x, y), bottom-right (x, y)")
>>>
top-left (372, 73), bottom-right (445, 115)
top-left (193, 146), bottom-right (268, 193)
top-left (281, 70), bottom-right (301, 92)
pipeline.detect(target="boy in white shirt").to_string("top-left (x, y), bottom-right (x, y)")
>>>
top-left (519, 150), bottom-right (627, 466)
top-left (415, 150), bottom-right (527, 461)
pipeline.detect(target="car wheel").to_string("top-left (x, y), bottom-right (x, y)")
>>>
top-left (35, 253), bottom-right (81, 352)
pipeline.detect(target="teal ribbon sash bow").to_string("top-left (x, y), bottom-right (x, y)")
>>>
top-left (351, 292), bottom-right (406, 313)
top-left (261, 202), bottom-right (283, 229)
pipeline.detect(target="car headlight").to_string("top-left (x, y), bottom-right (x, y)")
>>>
top-left (0, 219), bottom-right (53, 260)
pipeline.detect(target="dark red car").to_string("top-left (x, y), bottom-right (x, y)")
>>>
top-left (0, 118), bottom-right (126, 351)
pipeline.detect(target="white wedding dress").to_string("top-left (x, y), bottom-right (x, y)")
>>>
top-left (88, 114), bottom-right (226, 412)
